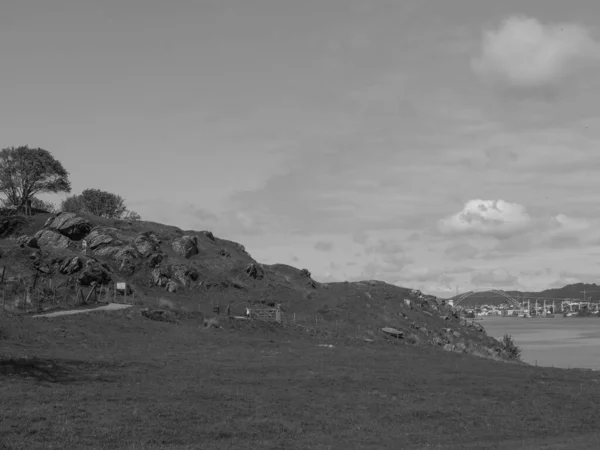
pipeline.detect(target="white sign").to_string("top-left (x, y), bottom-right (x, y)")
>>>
top-left (116, 282), bottom-right (127, 290)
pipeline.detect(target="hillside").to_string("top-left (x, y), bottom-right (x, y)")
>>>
top-left (0, 211), bottom-right (514, 360)
top-left (5, 212), bottom-right (600, 448)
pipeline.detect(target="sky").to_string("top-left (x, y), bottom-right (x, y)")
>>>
top-left (3, 0), bottom-right (600, 296)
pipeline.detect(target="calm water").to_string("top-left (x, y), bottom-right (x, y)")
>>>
top-left (481, 316), bottom-right (600, 370)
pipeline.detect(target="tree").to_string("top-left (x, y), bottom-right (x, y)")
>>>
top-left (30, 198), bottom-right (58, 213)
top-left (122, 210), bottom-right (141, 221)
top-left (501, 334), bottom-right (522, 361)
top-left (61, 194), bottom-right (85, 213)
top-left (0, 146), bottom-right (71, 209)
top-left (61, 189), bottom-right (127, 219)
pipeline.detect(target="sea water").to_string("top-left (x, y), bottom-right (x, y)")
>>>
top-left (481, 316), bottom-right (600, 370)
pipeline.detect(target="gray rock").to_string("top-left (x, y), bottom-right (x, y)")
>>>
top-left (146, 253), bottom-right (164, 268)
top-left (34, 230), bottom-right (72, 249)
top-left (59, 256), bottom-right (83, 275)
top-left (166, 280), bottom-right (179, 293)
top-left (77, 260), bottom-right (111, 286)
top-left (45, 212), bottom-right (92, 240)
top-left (172, 236), bottom-right (199, 259)
top-left (134, 233), bottom-right (161, 257)
top-left (17, 235), bottom-right (38, 249)
top-left (245, 263), bottom-right (264, 280)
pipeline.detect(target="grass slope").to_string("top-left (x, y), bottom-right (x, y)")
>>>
top-left (2, 311), bottom-right (600, 449)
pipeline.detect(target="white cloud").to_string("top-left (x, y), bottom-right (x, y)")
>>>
top-left (439, 199), bottom-right (532, 238)
top-left (444, 242), bottom-right (480, 260)
top-left (472, 16), bottom-right (600, 88)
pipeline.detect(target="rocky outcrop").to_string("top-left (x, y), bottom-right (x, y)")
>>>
top-left (86, 227), bottom-right (129, 252)
top-left (147, 253), bottom-right (164, 268)
top-left (45, 212), bottom-right (92, 241)
top-left (134, 232), bottom-right (161, 257)
top-left (34, 230), bottom-right (72, 249)
top-left (245, 263), bottom-right (264, 280)
top-left (200, 230), bottom-right (214, 241)
top-left (172, 236), bottom-right (198, 259)
top-left (77, 260), bottom-right (111, 286)
top-left (113, 246), bottom-right (141, 275)
top-left (169, 264), bottom-right (199, 287)
top-left (151, 267), bottom-right (171, 287)
top-left (17, 235), bottom-right (38, 249)
top-left (166, 280), bottom-right (179, 293)
top-left (59, 256), bottom-right (83, 275)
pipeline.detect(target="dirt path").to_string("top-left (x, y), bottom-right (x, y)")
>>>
top-left (32, 303), bottom-right (133, 318)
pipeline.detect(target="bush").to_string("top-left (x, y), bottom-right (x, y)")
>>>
top-left (300, 268), bottom-right (311, 278)
top-left (501, 334), bottom-right (522, 360)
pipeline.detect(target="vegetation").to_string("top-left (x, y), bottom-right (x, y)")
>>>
top-left (61, 188), bottom-right (139, 220)
top-left (0, 146), bottom-right (71, 209)
top-left (501, 333), bottom-right (522, 360)
top-left (2, 311), bottom-right (600, 449)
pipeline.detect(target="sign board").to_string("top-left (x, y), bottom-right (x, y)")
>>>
top-left (116, 282), bottom-right (127, 290)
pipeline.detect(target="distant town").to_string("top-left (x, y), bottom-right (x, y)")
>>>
top-left (455, 300), bottom-right (600, 318)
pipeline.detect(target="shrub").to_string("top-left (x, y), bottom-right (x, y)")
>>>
top-left (300, 268), bottom-right (311, 278)
top-left (203, 317), bottom-right (220, 329)
top-left (501, 334), bottom-right (522, 360)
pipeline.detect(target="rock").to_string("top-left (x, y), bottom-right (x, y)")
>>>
top-left (151, 267), bottom-right (171, 287)
top-left (443, 344), bottom-right (455, 352)
top-left (134, 233), bottom-right (161, 257)
top-left (140, 308), bottom-right (178, 324)
top-left (381, 327), bottom-right (404, 338)
top-left (300, 268), bottom-right (311, 278)
top-left (200, 230), bottom-right (215, 241)
top-left (169, 264), bottom-right (199, 287)
top-left (404, 299), bottom-right (412, 308)
top-left (245, 263), bottom-right (264, 280)
top-left (17, 235), bottom-right (38, 249)
top-left (453, 331), bottom-right (461, 338)
top-left (236, 243), bottom-right (245, 253)
top-left (77, 260), bottom-right (111, 286)
top-left (114, 246), bottom-right (141, 275)
top-left (59, 256), bottom-right (83, 275)
top-left (166, 280), bottom-right (179, 293)
top-left (146, 253), bottom-right (164, 269)
top-left (86, 227), bottom-right (129, 251)
top-left (172, 236), bottom-right (199, 259)
top-left (218, 248), bottom-right (231, 258)
top-left (34, 230), bottom-right (72, 249)
top-left (45, 212), bottom-right (92, 240)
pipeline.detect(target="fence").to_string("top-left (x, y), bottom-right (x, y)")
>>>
top-left (0, 265), bottom-right (135, 314)
top-left (247, 307), bottom-right (354, 338)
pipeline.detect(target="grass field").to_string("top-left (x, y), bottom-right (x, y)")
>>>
top-left (3, 308), bottom-right (600, 449)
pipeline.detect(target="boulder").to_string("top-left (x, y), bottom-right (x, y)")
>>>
top-left (134, 233), bottom-right (161, 257)
top-left (200, 230), bottom-right (215, 241)
top-left (45, 212), bottom-right (92, 240)
top-left (443, 344), bottom-right (455, 352)
top-left (170, 264), bottom-right (199, 287)
top-left (59, 256), bottom-right (83, 275)
top-left (172, 236), bottom-right (199, 259)
top-left (166, 280), bottom-right (179, 293)
top-left (141, 308), bottom-right (178, 324)
top-left (77, 260), bottom-right (111, 286)
top-left (34, 230), bottom-right (72, 249)
top-left (86, 227), bottom-right (129, 251)
top-left (113, 246), bottom-right (141, 275)
top-left (299, 268), bottom-right (311, 278)
top-left (17, 235), bottom-right (38, 249)
top-left (245, 263), bottom-right (264, 280)
top-left (151, 266), bottom-right (171, 287)
top-left (146, 253), bottom-right (164, 269)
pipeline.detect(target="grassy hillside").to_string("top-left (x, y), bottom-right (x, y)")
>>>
top-left (4, 211), bottom-right (600, 448)
top-left (2, 310), bottom-right (600, 449)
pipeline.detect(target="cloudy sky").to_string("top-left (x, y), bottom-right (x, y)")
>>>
top-left (3, 0), bottom-right (600, 296)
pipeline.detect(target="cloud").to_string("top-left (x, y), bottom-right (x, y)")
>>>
top-left (472, 16), bottom-right (600, 89)
top-left (439, 199), bottom-right (532, 238)
top-left (314, 241), bottom-right (334, 252)
top-left (471, 268), bottom-right (519, 288)
top-left (444, 242), bottom-right (479, 260)
top-left (365, 238), bottom-right (405, 255)
top-left (352, 231), bottom-right (369, 245)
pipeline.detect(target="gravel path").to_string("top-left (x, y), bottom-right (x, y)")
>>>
top-left (32, 303), bottom-right (133, 318)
